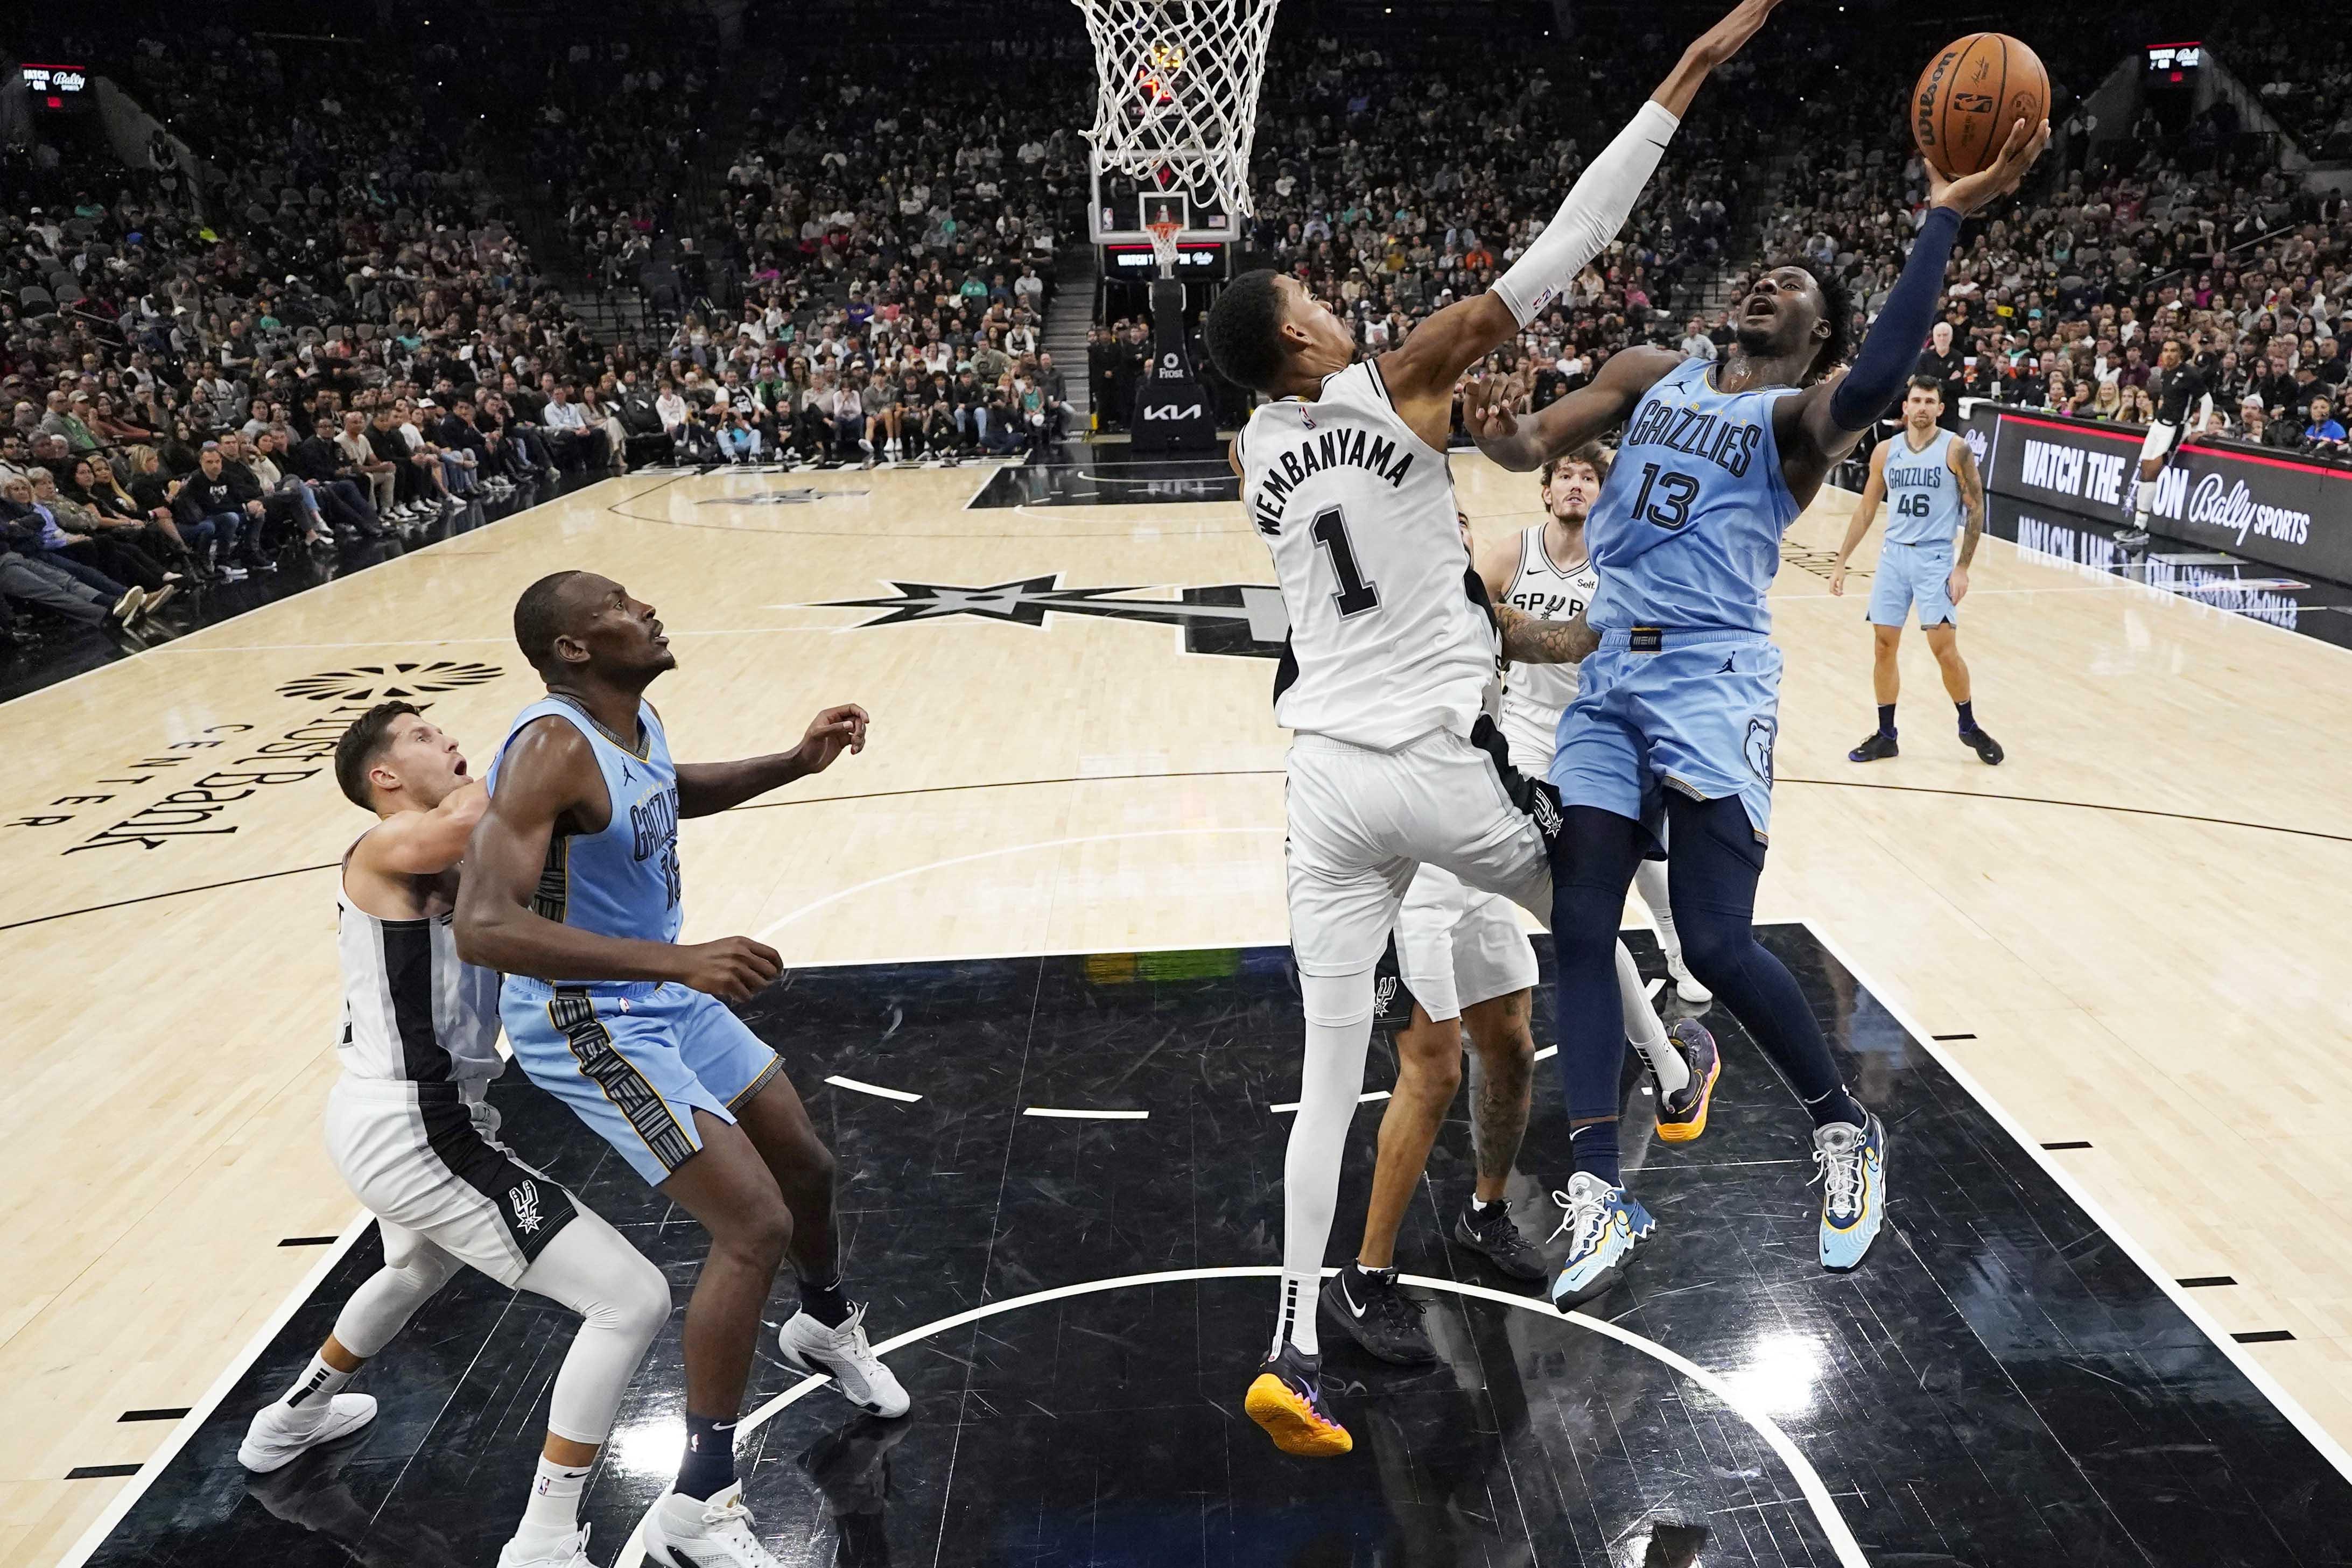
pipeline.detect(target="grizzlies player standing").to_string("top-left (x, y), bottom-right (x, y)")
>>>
top-left (1464, 116), bottom-right (2048, 1307)
top-left (1829, 377), bottom-right (2003, 765)
top-left (459, 572), bottom-right (907, 1568)
top-left (1204, 0), bottom-right (1785, 1460)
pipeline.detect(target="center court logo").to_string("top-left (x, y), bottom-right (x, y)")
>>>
top-left (277, 659), bottom-right (506, 702)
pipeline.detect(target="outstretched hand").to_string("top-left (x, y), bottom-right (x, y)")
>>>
top-left (1460, 375), bottom-right (1522, 446)
top-left (794, 703), bottom-right (870, 777)
top-left (1927, 116), bottom-right (2052, 217)
top-left (1682, 0), bottom-right (1785, 72)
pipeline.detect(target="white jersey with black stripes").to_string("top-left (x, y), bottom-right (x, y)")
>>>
top-left (1240, 358), bottom-right (1494, 752)
top-left (335, 839), bottom-right (503, 1085)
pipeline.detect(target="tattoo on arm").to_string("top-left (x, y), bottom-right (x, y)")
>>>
top-left (1497, 602), bottom-right (1598, 665)
top-left (1954, 445), bottom-right (1985, 566)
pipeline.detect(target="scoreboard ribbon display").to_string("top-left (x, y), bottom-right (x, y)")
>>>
top-left (1969, 405), bottom-right (2352, 582)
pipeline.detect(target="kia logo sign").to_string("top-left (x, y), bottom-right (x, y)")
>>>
top-left (1143, 403), bottom-right (1205, 420)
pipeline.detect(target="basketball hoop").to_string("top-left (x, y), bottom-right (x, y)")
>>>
top-left (1074, 0), bottom-right (1280, 222)
top-left (1146, 215), bottom-right (1184, 276)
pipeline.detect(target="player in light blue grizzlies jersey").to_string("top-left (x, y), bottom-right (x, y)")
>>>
top-left (458, 571), bottom-right (907, 1568)
top-left (1463, 116), bottom-right (2049, 1307)
top-left (1829, 376), bottom-right (2004, 765)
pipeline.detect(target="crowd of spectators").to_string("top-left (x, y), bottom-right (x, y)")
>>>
top-left (14, 2), bottom-right (2352, 659)
top-left (539, 27), bottom-right (1091, 467)
top-left (0, 26), bottom-right (646, 650)
top-left (1730, 23), bottom-right (2352, 461)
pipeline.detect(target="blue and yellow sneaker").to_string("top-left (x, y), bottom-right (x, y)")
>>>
top-left (1244, 1342), bottom-right (1353, 1457)
top-left (1547, 1171), bottom-right (1656, 1309)
top-left (1653, 1019), bottom-right (1721, 1144)
top-left (1813, 1113), bottom-right (1888, 1271)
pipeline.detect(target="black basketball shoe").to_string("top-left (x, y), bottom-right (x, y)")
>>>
top-left (1848, 730), bottom-right (1899, 763)
top-left (1318, 1263), bottom-right (1437, 1365)
top-left (1452, 1198), bottom-right (1547, 1281)
top-left (1961, 725), bottom-right (2004, 765)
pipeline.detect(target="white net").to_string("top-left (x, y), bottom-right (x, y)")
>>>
top-left (1073, 0), bottom-right (1281, 219)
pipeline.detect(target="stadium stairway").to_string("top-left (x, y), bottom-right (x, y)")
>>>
top-left (1044, 245), bottom-right (1099, 431)
top-left (1697, 149), bottom-right (1803, 318)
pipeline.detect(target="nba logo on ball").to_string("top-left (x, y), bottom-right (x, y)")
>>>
top-left (1912, 33), bottom-right (2049, 177)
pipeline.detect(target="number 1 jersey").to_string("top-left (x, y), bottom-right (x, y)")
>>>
top-left (1584, 357), bottom-right (1804, 637)
top-left (1240, 358), bottom-right (1494, 751)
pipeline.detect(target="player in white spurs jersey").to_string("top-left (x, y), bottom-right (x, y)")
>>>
top-left (1202, 0), bottom-right (1784, 1458)
top-left (240, 703), bottom-right (670, 1568)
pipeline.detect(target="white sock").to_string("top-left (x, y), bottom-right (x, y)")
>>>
top-left (1276, 967), bottom-right (1378, 1360)
top-left (1631, 859), bottom-right (1683, 967)
top-left (517, 1452), bottom-right (593, 1541)
top-left (1618, 940), bottom-right (1689, 1096)
top-left (277, 1354), bottom-right (354, 1429)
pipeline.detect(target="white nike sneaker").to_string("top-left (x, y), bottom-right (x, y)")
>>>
top-left (1665, 950), bottom-right (1713, 1005)
top-left (776, 1303), bottom-right (910, 1417)
top-left (497, 1524), bottom-right (596, 1567)
top-left (237, 1393), bottom-right (377, 1472)
top-left (644, 1481), bottom-right (787, 1568)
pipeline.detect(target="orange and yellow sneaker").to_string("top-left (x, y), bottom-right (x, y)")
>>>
top-left (1244, 1343), bottom-right (1352, 1457)
top-left (1653, 1019), bottom-right (1721, 1144)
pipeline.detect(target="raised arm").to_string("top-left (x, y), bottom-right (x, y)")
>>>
top-left (1376, 0), bottom-right (1784, 435)
top-left (673, 703), bottom-right (868, 818)
top-left (455, 719), bottom-right (779, 1001)
top-left (1828, 444), bottom-right (1889, 598)
top-left (354, 778), bottom-right (487, 877)
top-left (1464, 346), bottom-right (1687, 470)
top-left (1778, 116), bottom-right (2049, 498)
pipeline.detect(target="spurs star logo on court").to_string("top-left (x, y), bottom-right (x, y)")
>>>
top-left (697, 488), bottom-right (869, 505)
top-left (812, 574), bottom-right (1293, 660)
top-left (277, 660), bottom-right (507, 703)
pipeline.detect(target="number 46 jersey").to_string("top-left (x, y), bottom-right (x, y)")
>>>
top-left (1583, 356), bottom-right (1805, 638)
top-left (1239, 358), bottom-right (1495, 751)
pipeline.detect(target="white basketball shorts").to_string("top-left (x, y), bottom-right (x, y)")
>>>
top-left (1284, 727), bottom-right (1553, 978)
top-left (1394, 863), bottom-right (1540, 1022)
top-left (324, 1074), bottom-right (580, 1288)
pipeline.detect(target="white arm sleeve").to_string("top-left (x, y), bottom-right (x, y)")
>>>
top-left (1492, 100), bottom-right (1682, 327)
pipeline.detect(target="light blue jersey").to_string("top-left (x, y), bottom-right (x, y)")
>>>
top-left (1584, 357), bottom-right (1804, 638)
top-left (488, 696), bottom-right (684, 974)
top-left (1553, 357), bottom-right (1805, 842)
top-left (489, 693), bottom-right (782, 1186)
top-left (1880, 429), bottom-right (1963, 546)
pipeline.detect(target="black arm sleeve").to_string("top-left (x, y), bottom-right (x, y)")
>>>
top-left (1828, 206), bottom-right (1963, 432)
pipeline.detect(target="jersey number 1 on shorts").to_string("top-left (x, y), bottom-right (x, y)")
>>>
top-left (1310, 505), bottom-right (1380, 617)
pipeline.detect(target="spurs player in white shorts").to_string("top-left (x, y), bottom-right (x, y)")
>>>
top-left (241, 702), bottom-right (671, 1568)
top-left (1201, 0), bottom-right (1782, 1458)
top-left (1316, 506), bottom-right (1715, 1370)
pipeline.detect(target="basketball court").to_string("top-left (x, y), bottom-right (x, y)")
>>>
top-left (4, 453), bottom-right (2351, 1565)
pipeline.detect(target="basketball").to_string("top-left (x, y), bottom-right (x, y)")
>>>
top-left (1912, 32), bottom-right (2049, 178)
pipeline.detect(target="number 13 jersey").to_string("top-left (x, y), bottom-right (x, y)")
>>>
top-left (1240, 358), bottom-right (1494, 751)
top-left (1584, 357), bottom-right (1804, 637)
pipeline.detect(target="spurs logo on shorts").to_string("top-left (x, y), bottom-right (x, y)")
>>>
top-left (509, 1179), bottom-right (545, 1236)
